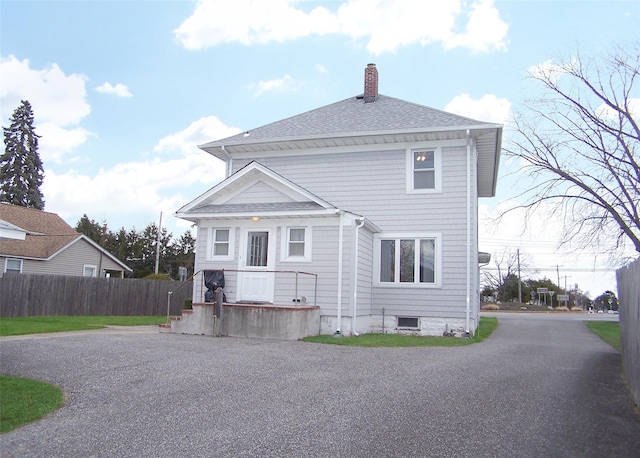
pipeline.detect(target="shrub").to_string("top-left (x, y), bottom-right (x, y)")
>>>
top-left (184, 298), bottom-right (193, 310)
top-left (481, 304), bottom-right (500, 311)
top-left (555, 306), bottom-right (570, 312)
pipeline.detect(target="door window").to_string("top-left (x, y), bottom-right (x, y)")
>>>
top-left (246, 231), bottom-right (268, 267)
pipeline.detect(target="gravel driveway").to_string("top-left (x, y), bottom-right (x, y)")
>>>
top-left (1, 313), bottom-right (639, 457)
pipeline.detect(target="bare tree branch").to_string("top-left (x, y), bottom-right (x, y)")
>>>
top-left (502, 42), bottom-right (640, 259)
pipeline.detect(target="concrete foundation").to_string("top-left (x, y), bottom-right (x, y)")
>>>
top-left (164, 303), bottom-right (221, 336)
top-left (221, 303), bottom-right (320, 340)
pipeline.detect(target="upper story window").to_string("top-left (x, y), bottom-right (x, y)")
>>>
top-left (407, 147), bottom-right (441, 193)
top-left (208, 228), bottom-right (234, 261)
top-left (375, 233), bottom-right (440, 287)
top-left (5, 258), bottom-right (22, 273)
top-left (281, 226), bottom-right (312, 262)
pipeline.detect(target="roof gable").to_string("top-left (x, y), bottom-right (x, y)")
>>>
top-left (176, 162), bottom-right (339, 221)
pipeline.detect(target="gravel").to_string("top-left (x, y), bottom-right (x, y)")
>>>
top-left (1, 314), bottom-right (639, 457)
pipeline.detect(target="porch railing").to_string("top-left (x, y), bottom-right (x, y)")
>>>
top-left (194, 269), bottom-right (318, 307)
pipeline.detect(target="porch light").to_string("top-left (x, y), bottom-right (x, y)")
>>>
top-left (251, 216), bottom-right (260, 222)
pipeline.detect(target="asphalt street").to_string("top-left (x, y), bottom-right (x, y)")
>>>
top-left (1, 313), bottom-right (638, 457)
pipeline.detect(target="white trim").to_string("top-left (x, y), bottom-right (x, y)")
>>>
top-left (373, 232), bottom-right (442, 288)
top-left (83, 264), bottom-right (97, 277)
top-left (406, 147), bottom-right (442, 194)
top-left (176, 161), bottom-right (336, 215)
top-left (280, 226), bottom-right (312, 262)
top-left (4, 258), bottom-right (23, 273)
top-left (206, 227), bottom-right (235, 261)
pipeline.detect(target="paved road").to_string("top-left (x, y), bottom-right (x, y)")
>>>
top-left (1, 313), bottom-right (638, 457)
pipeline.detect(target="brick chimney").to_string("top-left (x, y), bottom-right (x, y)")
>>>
top-left (363, 63), bottom-right (378, 103)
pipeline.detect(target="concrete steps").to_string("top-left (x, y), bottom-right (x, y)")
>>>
top-left (158, 304), bottom-right (221, 336)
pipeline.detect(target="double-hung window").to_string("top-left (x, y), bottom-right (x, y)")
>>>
top-left (408, 148), bottom-right (441, 193)
top-left (209, 227), bottom-right (234, 261)
top-left (282, 226), bottom-right (311, 262)
top-left (377, 234), bottom-right (439, 286)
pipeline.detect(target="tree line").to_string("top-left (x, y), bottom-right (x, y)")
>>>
top-left (480, 247), bottom-right (619, 310)
top-left (75, 214), bottom-right (195, 279)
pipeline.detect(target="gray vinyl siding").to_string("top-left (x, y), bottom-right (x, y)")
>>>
top-left (230, 143), bottom-right (479, 318)
top-left (227, 181), bottom-right (295, 204)
top-left (193, 219), bottom-right (352, 316)
top-left (0, 239), bottom-right (126, 277)
top-left (354, 227), bottom-right (373, 316)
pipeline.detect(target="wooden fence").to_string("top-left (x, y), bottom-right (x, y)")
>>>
top-left (0, 273), bottom-right (193, 317)
top-left (616, 258), bottom-right (640, 406)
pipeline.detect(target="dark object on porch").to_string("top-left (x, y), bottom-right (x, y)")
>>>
top-left (204, 270), bottom-right (226, 303)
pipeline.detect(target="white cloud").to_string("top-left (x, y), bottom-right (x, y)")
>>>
top-left (527, 59), bottom-right (565, 83)
top-left (174, 0), bottom-right (339, 49)
top-left (596, 97), bottom-right (640, 121)
top-left (248, 74), bottom-right (303, 97)
top-left (44, 116), bottom-right (241, 235)
top-left (443, 0), bottom-right (509, 53)
top-left (0, 55), bottom-right (92, 163)
top-left (445, 93), bottom-right (511, 125)
top-left (174, 0), bottom-right (509, 55)
top-left (154, 115), bottom-right (242, 156)
top-left (96, 82), bottom-right (132, 97)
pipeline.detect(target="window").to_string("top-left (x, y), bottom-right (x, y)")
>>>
top-left (281, 226), bottom-right (312, 262)
top-left (397, 316), bottom-right (419, 329)
top-left (376, 234), bottom-right (439, 286)
top-left (5, 258), bottom-right (22, 273)
top-left (83, 265), bottom-right (97, 277)
top-left (407, 148), bottom-right (441, 193)
top-left (208, 228), bottom-right (235, 261)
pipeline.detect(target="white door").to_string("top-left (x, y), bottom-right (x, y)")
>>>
top-left (238, 228), bottom-right (275, 303)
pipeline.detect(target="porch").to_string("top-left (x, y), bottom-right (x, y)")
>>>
top-left (161, 269), bottom-right (320, 340)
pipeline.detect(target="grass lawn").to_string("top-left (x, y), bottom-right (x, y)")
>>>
top-left (302, 316), bottom-right (498, 346)
top-left (585, 321), bottom-right (621, 352)
top-left (0, 316), bottom-right (166, 337)
top-left (0, 375), bottom-right (64, 433)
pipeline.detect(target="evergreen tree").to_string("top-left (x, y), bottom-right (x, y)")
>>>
top-left (1, 100), bottom-right (45, 209)
top-left (75, 214), bottom-right (108, 245)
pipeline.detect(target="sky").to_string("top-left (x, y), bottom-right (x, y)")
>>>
top-left (1, 0), bottom-right (638, 298)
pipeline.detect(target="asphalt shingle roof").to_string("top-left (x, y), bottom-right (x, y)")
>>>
top-left (0, 203), bottom-right (81, 259)
top-left (200, 94), bottom-right (494, 148)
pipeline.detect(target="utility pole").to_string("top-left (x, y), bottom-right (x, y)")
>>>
top-left (517, 248), bottom-right (522, 303)
top-left (556, 264), bottom-right (561, 290)
top-left (155, 212), bottom-right (162, 275)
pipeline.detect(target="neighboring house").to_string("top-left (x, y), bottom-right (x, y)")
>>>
top-left (176, 64), bottom-right (502, 337)
top-left (0, 203), bottom-right (131, 278)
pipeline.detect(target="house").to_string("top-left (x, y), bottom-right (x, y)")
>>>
top-left (175, 64), bottom-right (502, 338)
top-left (0, 203), bottom-right (131, 278)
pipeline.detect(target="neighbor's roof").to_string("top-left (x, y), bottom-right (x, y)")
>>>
top-left (199, 94), bottom-right (502, 197)
top-left (0, 203), bottom-right (131, 270)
